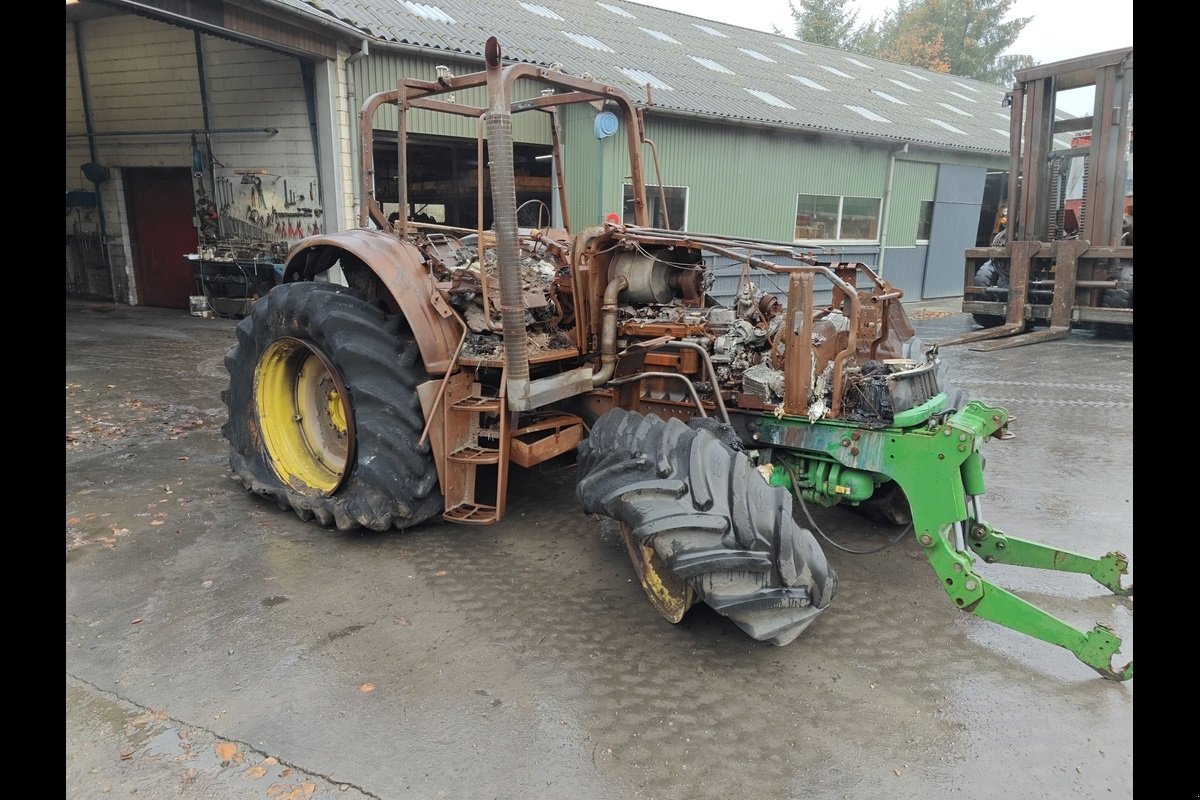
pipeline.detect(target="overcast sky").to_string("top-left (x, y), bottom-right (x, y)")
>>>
top-left (629, 0), bottom-right (1133, 70)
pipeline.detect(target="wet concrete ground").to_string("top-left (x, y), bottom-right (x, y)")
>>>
top-left (66, 299), bottom-right (1133, 799)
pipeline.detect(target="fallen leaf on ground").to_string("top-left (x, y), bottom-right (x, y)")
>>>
top-left (201, 580), bottom-right (214, 588)
top-left (894, 768), bottom-right (903, 777)
top-left (110, 526), bottom-right (130, 535)
top-left (262, 756), bottom-right (278, 765)
top-left (181, 767), bottom-right (198, 784)
top-left (177, 456), bottom-right (189, 461)
top-left (280, 768), bottom-right (293, 778)
top-left (267, 783), bottom-right (317, 800)
top-left (130, 618), bottom-right (143, 625)
top-left (215, 741), bottom-right (238, 762)
top-left (119, 749), bottom-right (134, 760)
top-left (68, 517), bottom-right (80, 526)
top-left (242, 765), bottom-right (269, 780)
top-left (433, 570), bottom-right (448, 577)
top-left (359, 682), bottom-right (376, 693)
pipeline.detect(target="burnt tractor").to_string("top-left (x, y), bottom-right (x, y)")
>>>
top-left (222, 39), bottom-right (1132, 679)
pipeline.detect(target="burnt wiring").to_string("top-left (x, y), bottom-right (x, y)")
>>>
top-left (780, 459), bottom-right (912, 555)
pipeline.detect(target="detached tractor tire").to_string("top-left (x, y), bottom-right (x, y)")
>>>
top-left (1096, 261), bottom-right (1134, 340)
top-left (222, 281), bottom-right (442, 531)
top-left (971, 259), bottom-right (1009, 329)
top-left (577, 409), bottom-right (837, 645)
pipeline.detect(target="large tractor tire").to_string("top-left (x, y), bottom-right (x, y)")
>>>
top-left (577, 409), bottom-right (837, 645)
top-left (1096, 261), bottom-right (1133, 340)
top-left (222, 281), bottom-right (442, 531)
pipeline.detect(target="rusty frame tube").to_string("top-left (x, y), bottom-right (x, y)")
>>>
top-left (608, 372), bottom-right (708, 418)
top-left (631, 339), bottom-right (730, 424)
top-left (357, 52), bottom-right (650, 232)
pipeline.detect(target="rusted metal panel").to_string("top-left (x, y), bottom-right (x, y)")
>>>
top-left (285, 230), bottom-right (460, 373)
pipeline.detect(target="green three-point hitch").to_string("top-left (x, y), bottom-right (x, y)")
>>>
top-left (755, 397), bottom-right (1133, 681)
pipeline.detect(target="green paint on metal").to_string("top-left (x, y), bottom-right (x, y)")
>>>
top-left (891, 392), bottom-right (946, 427)
top-left (759, 399), bottom-right (1131, 680)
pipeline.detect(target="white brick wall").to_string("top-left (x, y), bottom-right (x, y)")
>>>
top-left (202, 35), bottom-right (321, 236)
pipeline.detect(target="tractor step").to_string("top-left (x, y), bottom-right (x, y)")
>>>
top-left (448, 444), bottom-right (502, 464)
top-left (443, 502), bottom-right (499, 524)
top-left (452, 395), bottom-right (502, 412)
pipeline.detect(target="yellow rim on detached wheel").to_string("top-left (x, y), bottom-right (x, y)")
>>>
top-left (254, 337), bottom-right (356, 494)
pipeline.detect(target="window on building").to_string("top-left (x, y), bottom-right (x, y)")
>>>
top-left (916, 200), bottom-right (934, 242)
top-left (624, 184), bottom-right (688, 230)
top-left (795, 194), bottom-right (881, 242)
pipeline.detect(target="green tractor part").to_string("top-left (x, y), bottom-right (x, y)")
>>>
top-left (756, 398), bottom-right (1133, 682)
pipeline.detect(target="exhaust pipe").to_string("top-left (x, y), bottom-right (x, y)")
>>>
top-left (484, 38), bottom-right (531, 407)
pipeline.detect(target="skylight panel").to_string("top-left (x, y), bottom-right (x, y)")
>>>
top-left (403, 2), bottom-right (455, 22)
top-left (872, 90), bottom-right (907, 105)
top-left (620, 67), bottom-right (673, 91)
top-left (520, 2), bottom-right (563, 20)
top-left (563, 31), bottom-right (614, 52)
top-left (597, 1), bottom-right (634, 18)
top-left (689, 55), bottom-right (735, 74)
top-left (902, 69), bottom-right (932, 82)
top-left (789, 74), bottom-right (828, 91)
top-left (844, 56), bottom-right (873, 70)
top-left (740, 48), bottom-right (776, 63)
top-left (639, 27), bottom-right (680, 44)
top-left (926, 118), bottom-right (967, 134)
top-left (888, 78), bottom-right (920, 92)
top-left (937, 102), bottom-right (972, 117)
top-left (846, 105), bottom-right (890, 123)
top-left (946, 90), bottom-right (977, 103)
top-left (952, 81), bottom-right (980, 93)
top-left (745, 88), bottom-right (794, 109)
top-left (817, 64), bottom-right (854, 79)
top-left (693, 23), bottom-right (728, 37)
top-left (776, 42), bottom-right (807, 56)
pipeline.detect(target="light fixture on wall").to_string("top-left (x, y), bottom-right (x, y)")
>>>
top-left (81, 162), bottom-right (110, 184)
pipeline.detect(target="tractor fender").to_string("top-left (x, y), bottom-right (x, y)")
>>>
top-left (284, 230), bottom-right (459, 374)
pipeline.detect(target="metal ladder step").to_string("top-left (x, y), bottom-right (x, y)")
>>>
top-left (443, 502), bottom-right (499, 524)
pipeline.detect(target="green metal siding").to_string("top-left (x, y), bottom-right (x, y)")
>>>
top-left (351, 54), bottom-right (550, 144)
top-left (563, 112), bottom-right (911, 242)
top-left (886, 160), bottom-right (938, 247)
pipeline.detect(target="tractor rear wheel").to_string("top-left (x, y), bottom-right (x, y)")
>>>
top-left (577, 409), bottom-right (837, 645)
top-left (222, 281), bottom-right (442, 531)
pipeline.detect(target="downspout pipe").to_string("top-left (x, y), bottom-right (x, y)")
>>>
top-left (876, 143), bottom-right (908, 278)
top-left (346, 40), bottom-right (369, 229)
top-left (483, 38), bottom-right (531, 407)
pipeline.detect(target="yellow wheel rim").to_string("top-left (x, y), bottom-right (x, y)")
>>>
top-left (254, 337), bottom-right (355, 494)
top-left (620, 524), bottom-right (695, 623)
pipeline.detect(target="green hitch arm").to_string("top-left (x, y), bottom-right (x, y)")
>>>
top-left (916, 525), bottom-right (1133, 682)
top-left (966, 521), bottom-right (1133, 597)
top-left (966, 579), bottom-right (1133, 681)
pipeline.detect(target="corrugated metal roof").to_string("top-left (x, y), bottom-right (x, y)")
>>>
top-left (265, 0), bottom-right (1014, 155)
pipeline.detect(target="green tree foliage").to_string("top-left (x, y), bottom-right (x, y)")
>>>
top-left (788, 0), bottom-right (865, 50)
top-left (854, 0), bottom-right (1035, 83)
